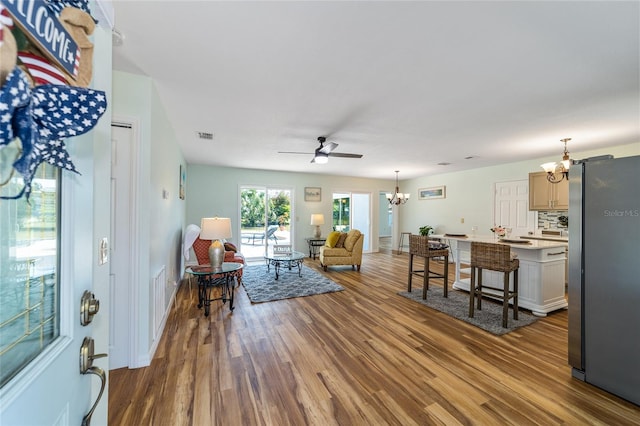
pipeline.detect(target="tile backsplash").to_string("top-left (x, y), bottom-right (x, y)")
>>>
top-left (538, 210), bottom-right (569, 230)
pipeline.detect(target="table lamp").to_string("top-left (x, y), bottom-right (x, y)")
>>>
top-left (310, 214), bottom-right (324, 238)
top-left (200, 217), bottom-right (232, 271)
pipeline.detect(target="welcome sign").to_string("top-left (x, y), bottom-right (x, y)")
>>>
top-left (3, 0), bottom-right (80, 79)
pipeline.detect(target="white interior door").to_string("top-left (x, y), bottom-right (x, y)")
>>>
top-left (494, 180), bottom-right (535, 237)
top-left (110, 124), bottom-right (133, 369)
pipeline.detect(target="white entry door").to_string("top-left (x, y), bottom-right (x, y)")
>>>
top-left (494, 180), bottom-right (535, 237)
top-left (0, 132), bottom-right (110, 424)
top-left (0, 19), bottom-right (112, 422)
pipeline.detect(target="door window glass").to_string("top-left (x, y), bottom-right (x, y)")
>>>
top-left (0, 164), bottom-right (60, 387)
top-left (332, 193), bottom-right (350, 232)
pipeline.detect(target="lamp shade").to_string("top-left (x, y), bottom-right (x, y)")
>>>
top-left (310, 214), bottom-right (325, 226)
top-left (200, 217), bottom-right (232, 240)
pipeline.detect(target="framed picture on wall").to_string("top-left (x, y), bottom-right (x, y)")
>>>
top-left (179, 165), bottom-right (186, 200)
top-left (304, 187), bottom-right (321, 202)
top-left (418, 185), bottom-right (446, 200)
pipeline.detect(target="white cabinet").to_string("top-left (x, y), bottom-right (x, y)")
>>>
top-left (529, 171), bottom-right (569, 210)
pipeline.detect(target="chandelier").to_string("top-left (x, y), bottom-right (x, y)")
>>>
top-left (386, 170), bottom-right (410, 205)
top-left (540, 138), bottom-right (571, 184)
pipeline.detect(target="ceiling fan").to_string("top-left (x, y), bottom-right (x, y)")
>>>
top-left (278, 136), bottom-right (364, 163)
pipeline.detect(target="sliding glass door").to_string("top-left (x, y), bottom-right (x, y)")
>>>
top-left (239, 186), bottom-right (293, 259)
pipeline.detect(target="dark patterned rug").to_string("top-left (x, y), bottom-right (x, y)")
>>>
top-left (242, 264), bottom-right (344, 303)
top-left (398, 288), bottom-right (539, 335)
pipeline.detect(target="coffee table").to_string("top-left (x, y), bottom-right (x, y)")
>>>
top-left (265, 251), bottom-right (305, 280)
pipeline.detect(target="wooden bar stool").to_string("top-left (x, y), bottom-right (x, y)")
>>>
top-left (468, 241), bottom-right (519, 328)
top-left (407, 235), bottom-right (449, 300)
top-left (397, 232), bottom-right (412, 254)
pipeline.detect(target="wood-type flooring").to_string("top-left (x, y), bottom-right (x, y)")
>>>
top-left (109, 249), bottom-right (640, 425)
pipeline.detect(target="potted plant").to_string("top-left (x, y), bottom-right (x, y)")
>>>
top-left (419, 225), bottom-right (433, 236)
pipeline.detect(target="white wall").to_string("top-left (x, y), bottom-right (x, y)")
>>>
top-left (186, 165), bottom-right (393, 252)
top-left (186, 143), bottom-right (639, 253)
top-left (149, 86), bottom-right (186, 310)
top-left (399, 143), bottom-right (640, 238)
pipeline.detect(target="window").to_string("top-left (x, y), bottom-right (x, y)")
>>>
top-left (0, 164), bottom-right (60, 387)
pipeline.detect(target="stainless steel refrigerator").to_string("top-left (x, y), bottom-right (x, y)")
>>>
top-left (568, 154), bottom-right (640, 406)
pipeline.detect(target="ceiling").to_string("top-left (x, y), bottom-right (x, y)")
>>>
top-left (110, 1), bottom-right (639, 180)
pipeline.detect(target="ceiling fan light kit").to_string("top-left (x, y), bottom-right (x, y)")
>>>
top-left (313, 152), bottom-right (329, 164)
top-left (278, 136), bottom-right (363, 163)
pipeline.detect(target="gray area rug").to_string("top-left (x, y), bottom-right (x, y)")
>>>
top-left (242, 264), bottom-right (344, 303)
top-left (398, 288), bottom-right (539, 335)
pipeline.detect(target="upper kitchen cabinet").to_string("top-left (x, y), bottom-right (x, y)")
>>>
top-left (529, 171), bottom-right (569, 210)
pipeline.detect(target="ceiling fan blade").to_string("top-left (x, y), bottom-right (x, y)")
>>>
top-left (278, 151), bottom-right (313, 155)
top-left (328, 152), bottom-right (363, 158)
top-left (318, 141), bottom-right (338, 154)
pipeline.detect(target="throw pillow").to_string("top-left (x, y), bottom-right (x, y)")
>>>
top-left (224, 242), bottom-right (237, 252)
top-left (335, 232), bottom-right (348, 248)
top-left (344, 229), bottom-right (362, 251)
top-left (326, 231), bottom-right (341, 247)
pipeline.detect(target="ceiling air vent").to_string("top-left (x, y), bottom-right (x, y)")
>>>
top-left (197, 131), bottom-right (214, 140)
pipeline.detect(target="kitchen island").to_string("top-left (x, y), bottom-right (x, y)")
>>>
top-left (433, 234), bottom-right (568, 316)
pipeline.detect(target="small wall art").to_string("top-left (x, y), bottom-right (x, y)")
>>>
top-left (179, 165), bottom-right (186, 200)
top-left (418, 185), bottom-right (446, 200)
top-left (304, 187), bottom-right (321, 202)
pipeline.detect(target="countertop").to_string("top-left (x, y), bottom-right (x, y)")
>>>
top-left (433, 234), bottom-right (568, 250)
top-left (520, 235), bottom-right (569, 243)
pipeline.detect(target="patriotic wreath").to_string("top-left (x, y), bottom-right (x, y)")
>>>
top-left (0, 0), bottom-right (107, 200)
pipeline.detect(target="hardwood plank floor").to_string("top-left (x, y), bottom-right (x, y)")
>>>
top-left (109, 249), bottom-right (640, 425)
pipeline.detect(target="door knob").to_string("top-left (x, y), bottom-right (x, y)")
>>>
top-left (79, 336), bottom-right (107, 373)
top-left (79, 337), bottom-right (107, 426)
top-left (80, 290), bottom-right (100, 326)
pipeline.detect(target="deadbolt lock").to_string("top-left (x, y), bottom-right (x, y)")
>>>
top-left (80, 290), bottom-right (100, 326)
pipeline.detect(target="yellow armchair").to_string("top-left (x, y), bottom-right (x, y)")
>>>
top-left (319, 229), bottom-right (364, 271)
